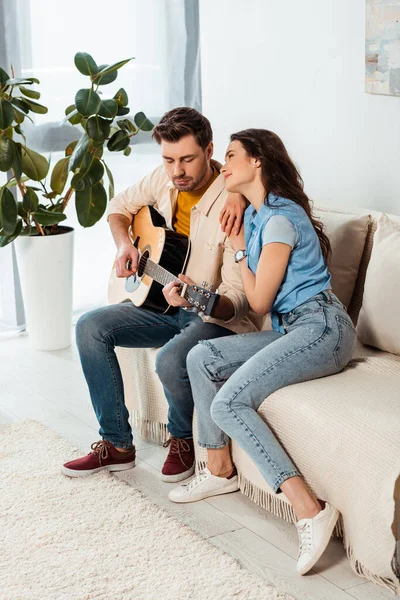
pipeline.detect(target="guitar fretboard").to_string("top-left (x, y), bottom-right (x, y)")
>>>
top-left (138, 254), bottom-right (212, 313)
top-left (139, 255), bottom-right (186, 294)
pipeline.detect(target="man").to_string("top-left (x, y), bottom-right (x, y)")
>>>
top-left (62, 107), bottom-right (261, 481)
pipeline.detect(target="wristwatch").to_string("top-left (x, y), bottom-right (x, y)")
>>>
top-left (234, 249), bottom-right (248, 263)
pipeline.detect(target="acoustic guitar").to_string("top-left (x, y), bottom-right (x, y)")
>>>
top-left (108, 205), bottom-right (220, 316)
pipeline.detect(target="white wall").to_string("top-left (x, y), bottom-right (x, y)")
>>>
top-left (199, 0), bottom-right (400, 214)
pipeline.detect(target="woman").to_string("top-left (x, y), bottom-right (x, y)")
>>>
top-left (168, 129), bottom-right (357, 575)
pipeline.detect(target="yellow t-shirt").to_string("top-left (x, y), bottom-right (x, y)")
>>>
top-left (173, 169), bottom-right (219, 237)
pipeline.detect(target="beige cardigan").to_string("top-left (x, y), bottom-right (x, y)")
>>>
top-left (107, 162), bottom-right (262, 334)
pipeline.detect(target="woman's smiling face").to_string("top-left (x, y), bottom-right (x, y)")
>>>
top-left (221, 140), bottom-right (259, 194)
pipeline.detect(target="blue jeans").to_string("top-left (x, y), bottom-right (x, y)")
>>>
top-left (186, 291), bottom-right (356, 493)
top-left (76, 303), bottom-right (234, 448)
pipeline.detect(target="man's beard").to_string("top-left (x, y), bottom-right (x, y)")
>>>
top-left (173, 161), bottom-right (209, 192)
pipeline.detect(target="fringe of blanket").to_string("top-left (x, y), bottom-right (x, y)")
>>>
top-left (132, 414), bottom-right (169, 444)
top-left (237, 473), bottom-right (400, 595)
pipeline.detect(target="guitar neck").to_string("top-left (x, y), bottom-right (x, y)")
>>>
top-left (137, 253), bottom-right (218, 316)
top-left (140, 255), bottom-right (179, 288)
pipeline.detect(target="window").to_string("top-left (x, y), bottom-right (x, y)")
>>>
top-left (0, 0), bottom-right (201, 333)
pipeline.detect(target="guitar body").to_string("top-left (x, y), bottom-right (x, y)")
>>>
top-left (108, 206), bottom-right (191, 313)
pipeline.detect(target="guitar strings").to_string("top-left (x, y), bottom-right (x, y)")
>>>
top-left (138, 255), bottom-right (192, 302)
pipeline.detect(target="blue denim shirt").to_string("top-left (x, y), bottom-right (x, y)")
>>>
top-left (244, 194), bottom-right (331, 333)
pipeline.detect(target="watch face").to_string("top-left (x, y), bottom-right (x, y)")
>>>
top-left (235, 249), bottom-right (246, 262)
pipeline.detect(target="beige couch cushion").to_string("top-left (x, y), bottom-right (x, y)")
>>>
top-left (314, 207), bottom-right (370, 308)
top-left (357, 214), bottom-right (400, 355)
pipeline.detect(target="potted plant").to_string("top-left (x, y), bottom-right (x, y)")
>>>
top-left (0, 52), bottom-right (153, 350)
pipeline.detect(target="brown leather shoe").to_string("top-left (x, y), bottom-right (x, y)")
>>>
top-left (62, 440), bottom-right (136, 477)
top-left (161, 437), bottom-right (195, 482)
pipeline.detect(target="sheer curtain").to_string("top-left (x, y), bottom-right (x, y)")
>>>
top-left (0, 0), bottom-right (201, 334)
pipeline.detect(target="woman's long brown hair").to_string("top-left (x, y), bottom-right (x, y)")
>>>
top-left (230, 129), bottom-right (331, 262)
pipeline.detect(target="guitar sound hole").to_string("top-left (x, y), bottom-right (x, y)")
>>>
top-left (138, 250), bottom-right (150, 277)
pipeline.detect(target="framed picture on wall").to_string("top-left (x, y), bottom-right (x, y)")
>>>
top-left (365, 0), bottom-right (400, 96)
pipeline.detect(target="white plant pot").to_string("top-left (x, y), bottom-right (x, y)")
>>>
top-left (15, 227), bottom-right (74, 351)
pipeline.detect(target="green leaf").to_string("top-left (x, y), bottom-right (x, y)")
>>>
top-left (13, 108), bottom-right (25, 125)
top-left (113, 88), bottom-right (129, 107)
top-left (75, 181), bottom-right (107, 227)
top-left (107, 130), bottom-right (130, 152)
top-left (0, 99), bottom-right (14, 130)
top-left (75, 88), bottom-right (101, 117)
top-left (33, 207), bottom-right (67, 226)
top-left (22, 99), bottom-right (48, 115)
top-left (134, 112), bottom-right (154, 132)
top-left (65, 140), bottom-right (78, 157)
top-left (0, 68), bottom-right (10, 87)
top-left (86, 115), bottom-right (111, 143)
top-left (6, 78), bottom-right (37, 86)
top-left (21, 146), bottom-right (50, 181)
top-left (19, 85), bottom-right (40, 100)
top-left (93, 58), bottom-right (133, 82)
top-left (71, 154), bottom-right (104, 191)
top-left (98, 99), bottom-right (118, 119)
top-left (26, 77), bottom-right (40, 84)
top-left (0, 219), bottom-right (22, 247)
top-left (10, 98), bottom-right (29, 114)
top-left (0, 186), bottom-right (18, 235)
top-left (94, 64), bottom-right (118, 86)
top-left (12, 142), bottom-right (23, 182)
top-left (4, 126), bottom-right (13, 139)
top-left (50, 157), bottom-right (70, 194)
top-left (0, 136), bottom-right (14, 171)
top-left (74, 52), bottom-right (98, 77)
top-left (123, 146), bottom-right (131, 157)
top-left (63, 105), bottom-right (82, 125)
top-left (23, 187), bottom-right (39, 213)
top-left (69, 134), bottom-right (90, 171)
top-left (117, 118), bottom-right (137, 134)
top-left (103, 161), bottom-right (114, 199)
top-left (117, 106), bottom-right (130, 116)
top-left (17, 201), bottom-right (28, 218)
top-left (11, 99), bottom-right (34, 124)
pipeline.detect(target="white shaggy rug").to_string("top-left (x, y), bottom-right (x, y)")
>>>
top-left (0, 421), bottom-right (295, 600)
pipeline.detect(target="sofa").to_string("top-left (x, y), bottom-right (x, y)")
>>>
top-left (111, 205), bottom-right (400, 593)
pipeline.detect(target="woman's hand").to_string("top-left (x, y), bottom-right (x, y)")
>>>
top-left (219, 193), bottom-right (247, 236)
top-left (229, 224), bottom-right (246, 252)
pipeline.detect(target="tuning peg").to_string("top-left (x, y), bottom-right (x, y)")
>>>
top-left (201, 281), bottom-right (207, 287)
top-left (207, 283), bottom-right (214, 291)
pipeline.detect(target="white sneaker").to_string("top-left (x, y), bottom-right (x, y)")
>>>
top-left (168, 467), bottom-right (239, 503)
top-left (296, 502), bottom-right (339, 575)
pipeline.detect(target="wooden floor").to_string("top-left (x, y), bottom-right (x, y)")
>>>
top-left (0, 331), bottom-right (396, 600)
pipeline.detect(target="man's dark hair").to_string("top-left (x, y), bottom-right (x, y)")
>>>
top-left (152, 107), bottom-right (213, 150)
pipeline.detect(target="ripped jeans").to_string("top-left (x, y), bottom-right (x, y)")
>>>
top-left (186, 291), bottom-right (356, 492)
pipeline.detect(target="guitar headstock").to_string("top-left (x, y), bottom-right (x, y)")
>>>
top-left (185, 282), bottom-right (220, 317)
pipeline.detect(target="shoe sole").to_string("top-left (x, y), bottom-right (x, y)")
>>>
top-left (61, 460), bottom-right (136, 478)
top-left (160, 464), bottom-right (195, 483)
top-left (169, 481), bottom-right (240, 503)
top-left (297, 508), bottom-right (339, 575)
